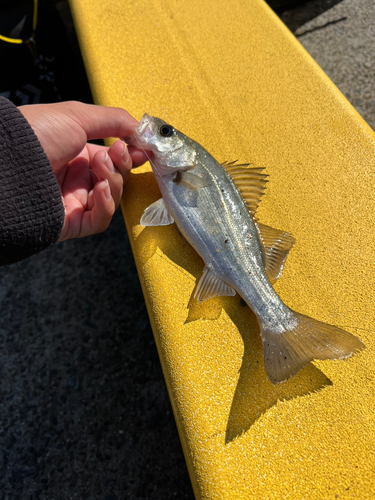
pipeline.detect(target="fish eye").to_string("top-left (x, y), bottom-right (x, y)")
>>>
top-left (159, 124), bottom-right (174, 137)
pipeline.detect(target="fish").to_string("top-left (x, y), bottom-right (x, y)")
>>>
top-left (124, 114), bottom-right (365, 384)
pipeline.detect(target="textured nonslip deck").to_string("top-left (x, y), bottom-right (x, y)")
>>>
top-left (69, 0), bottom-right (375, 498)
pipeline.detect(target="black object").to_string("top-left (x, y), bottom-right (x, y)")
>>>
top-left (0, 0), bottom-right (92, 105)
top-left (159, 124), bottom-right (174, 137)
top-left (0, 96), bottom-right (64, 264)
top-left (0, 0), bottom-right (35, 41)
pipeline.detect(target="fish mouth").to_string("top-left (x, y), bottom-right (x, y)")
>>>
top-left (137, 113), bottom-right (153, 136)
top-left (122, 113), bottom-right (155, 149)
top-left (133, 113), bottom-right (155, 150)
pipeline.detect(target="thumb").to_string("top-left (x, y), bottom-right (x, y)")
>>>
top-left (66, 101), bottom-right (139, 140)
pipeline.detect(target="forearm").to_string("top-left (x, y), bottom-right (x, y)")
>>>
top-left (0, 97), bottom-right (64, 265)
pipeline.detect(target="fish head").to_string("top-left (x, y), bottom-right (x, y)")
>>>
top-left (132, 114), bottom-right (183, 152)
top-left (125, 114), bottom-right (197, 176)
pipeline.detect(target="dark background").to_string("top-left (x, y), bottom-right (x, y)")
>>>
top-left (0, 1), bottom-right (344, 499)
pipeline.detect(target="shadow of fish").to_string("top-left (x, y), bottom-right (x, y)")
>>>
top-left (124, 114), bottom-right (364, 384)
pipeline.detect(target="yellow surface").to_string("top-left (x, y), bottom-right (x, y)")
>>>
top-left (70, 0), bottom-right (375, 498)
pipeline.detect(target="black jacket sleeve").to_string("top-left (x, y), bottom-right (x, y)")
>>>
top-left (0, 96), bottom-right (65, 265)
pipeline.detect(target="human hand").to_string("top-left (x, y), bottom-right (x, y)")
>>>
top-left (19, 101), bottom-right (148, 241)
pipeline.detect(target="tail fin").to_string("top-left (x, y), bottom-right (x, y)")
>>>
top-left (261, 311), bottom-right (365, 384)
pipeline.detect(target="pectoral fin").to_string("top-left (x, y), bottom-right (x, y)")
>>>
top-left (194, 266), bottom-right (236, 302)
top-left (256, 223), bottom-right (295, 280)
top-left (140, 198), bottom-right (174, 226)
top-left (173, 171), bottom-right (211, 190)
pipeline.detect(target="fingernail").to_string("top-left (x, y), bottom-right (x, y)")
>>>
top-left (121, 144), bottom-right (130, 163)
top-left (103, 179), bottom-right (112, 200)
top-left (102, 151), bottom-right (116, 173)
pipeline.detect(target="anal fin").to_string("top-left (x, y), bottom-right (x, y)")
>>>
top-left (194, 266), bottom-right (236, 302)
top-left (256, 222), bottom-right (295, 280)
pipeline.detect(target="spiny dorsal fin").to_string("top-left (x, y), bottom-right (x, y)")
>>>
top-left (256, 222), bottom-right (295, 280)
top-left (222, 161), bottom-right (268, 216)
top-left (194, 265), bottom-right (236, 302)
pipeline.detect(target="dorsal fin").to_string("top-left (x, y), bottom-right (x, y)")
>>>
top-left (222, 161), bottom-right (268, 216)
top-left (255, 222), bottom-right (295, 280)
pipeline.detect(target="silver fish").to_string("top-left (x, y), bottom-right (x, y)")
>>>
top-left (125, 114), bottom-right (364, 384)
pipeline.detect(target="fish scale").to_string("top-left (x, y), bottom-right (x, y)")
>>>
top-left (124, 114), bottom-right (364, 384)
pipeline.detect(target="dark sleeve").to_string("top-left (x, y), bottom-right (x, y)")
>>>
top-left (0, 96), bottom-right (65, 266)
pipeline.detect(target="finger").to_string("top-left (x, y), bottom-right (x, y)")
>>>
top-left (86, 142), bottom-right (150, 169)
top-left (66, 101), bottom-right (139, 141)
top-left (87, 187), bottom-right (95, 211)
top-left (59, 155), bottom-right (91, 205)
top-left (80, 180), bottom-right (115, 237)
top-left (128, 146), bottom-right (153, 168)
top-left (107, 140), bottom-right (132, 183)
top-left (90, 149), bottom-right (123, 208)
